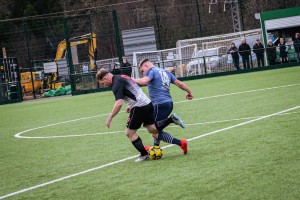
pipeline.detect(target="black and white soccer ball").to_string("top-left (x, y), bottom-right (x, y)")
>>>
top-left (149, 145), bottom-right (163, 160)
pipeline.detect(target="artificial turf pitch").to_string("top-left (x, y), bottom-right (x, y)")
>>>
top-left (0, 66), bottom-right (299, 199)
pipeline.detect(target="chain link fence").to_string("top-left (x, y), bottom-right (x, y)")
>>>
top-left (0, 1), bottom-right (299, 103)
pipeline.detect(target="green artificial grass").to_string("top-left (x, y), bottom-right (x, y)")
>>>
top-left (0, 66), bottom-right (299, 199)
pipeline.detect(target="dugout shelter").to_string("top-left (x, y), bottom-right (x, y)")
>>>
top-left (259, 6), bottom-right (300, 50)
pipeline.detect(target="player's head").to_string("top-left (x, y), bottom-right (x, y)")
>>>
top-left (96, 68), bottom-right (113, 87)
top-left (139, 58), bottom-right (153, 73)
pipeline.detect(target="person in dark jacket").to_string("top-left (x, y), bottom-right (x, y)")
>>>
top-left (278, 38), bottom-right (288, 63)
top-left (253, 39), bottom-right (265, 67)
top-left (227, 43), bottom-right (240, 70)
top-left (293, 32), bottom-right (300, 62)
top-left (121, 57), bottom-right (132, 77)
top-left (266, 40), bottom-right (277, 66)
top-left (238, 38), bottom-right (251, 69)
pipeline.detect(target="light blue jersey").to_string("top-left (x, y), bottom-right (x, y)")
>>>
top-left (145, 67), bottom-right (177, 105)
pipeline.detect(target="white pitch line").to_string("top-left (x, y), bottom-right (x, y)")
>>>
top-left (15, 111), bottom-right (300, 139)
top-left (1, 105), bottom-right (299, 199)
top-left (159, 107), bottom-right (300, 149)
top-left (14, 112), bottom-right (119, 138)
top-left (14, 84), bottom-right (300, 139)
top-left (181, 111), bottom-right (300, 127)
top-left (17, 130), bottom-right (125, 139)
top-left (174, 83), bottom-right (300, 104)
top-left (187, 106), bottom-right (300, 141)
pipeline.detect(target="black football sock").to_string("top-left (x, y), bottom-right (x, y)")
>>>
top-left (132, 137), bottom-right (148, 156)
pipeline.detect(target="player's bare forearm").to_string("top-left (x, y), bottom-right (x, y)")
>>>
top-left (109, 99), bottom-right (123, 119)
top-left (174, 80), bottom-right (193, 100)
top-left (106, 99), bottom-right (123, 128)
top-left (133, 77), bottom-right (151, 85)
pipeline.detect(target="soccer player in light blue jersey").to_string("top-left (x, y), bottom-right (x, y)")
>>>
top-left (134, 59), bottom-right (193, 154)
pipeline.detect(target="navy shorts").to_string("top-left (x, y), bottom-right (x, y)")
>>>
top-left (153, 101), bottom-right (173, 121)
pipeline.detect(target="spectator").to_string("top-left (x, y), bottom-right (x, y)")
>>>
top-left (293, 32), bottom-right (300, 62)
top-left (278, 38), bottom-right (288, 63)
top-left (253, 39), bottom-right (265, 67)
top-left (238, 38), bottom-right (251, 69)
top-left (122, 57), bottom-right (131, 68)
top-left (266, 40), bottom-right (277, 66)
top-left (227, 43), bottom-right (240, 70)
top-left (121, 57), bottom-right (132, 77)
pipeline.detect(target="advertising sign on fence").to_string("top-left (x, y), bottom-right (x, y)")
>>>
top-left (43, 62), bottom-right (57, 73)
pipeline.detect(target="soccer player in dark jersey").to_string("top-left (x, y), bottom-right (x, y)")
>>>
top-left (96, 68), bottom-right (187, 162)
top-left (134, 59), bottom-right (193, 151)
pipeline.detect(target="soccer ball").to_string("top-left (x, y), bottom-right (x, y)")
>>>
top-left (149, 146), bottom-right (163, 160)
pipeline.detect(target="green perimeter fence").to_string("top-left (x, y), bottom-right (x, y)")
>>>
top-left (0, 1), bottom-right (300, 104)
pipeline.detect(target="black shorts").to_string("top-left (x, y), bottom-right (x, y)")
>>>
top-left (127, 103), bottom-right (155, 129)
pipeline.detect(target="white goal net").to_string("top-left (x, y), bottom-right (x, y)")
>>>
top-left (95, 58), bottom-right (119, 71)
top-left (200, 33), bottom-right (263, 70)
top-left (176, 29), bottom-right (263, 75)
top-left (176, 29), bottom-right (262, 51)
top-left (132, 44), bottom-right (197, 78)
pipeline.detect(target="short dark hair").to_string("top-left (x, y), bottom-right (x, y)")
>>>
top-left (96, 68), bottom-right (109, 81)
top-left (139, 58), bottom-right (149, 68)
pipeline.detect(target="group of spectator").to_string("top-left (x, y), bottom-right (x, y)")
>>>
top-left (228, 32), bottom-right (300, 70)
top-left (122, 32), bottom-right (300, 75)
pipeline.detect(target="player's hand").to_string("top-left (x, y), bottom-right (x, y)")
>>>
top-left (126, 107), bottom-right (131, 113)
top-left (186, 92), bottom-right (193, 100)
top-left (106, 116), bottom-right (112, 128)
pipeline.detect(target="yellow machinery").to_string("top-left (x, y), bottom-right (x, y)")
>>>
top-left (50, 32), bottom-right (97, 82)
top-left (21, 71), bottom-right (42, 94)
top-left (55, 32), bottom-right (97, 68)
top-left (21, 32), bottom-right (97, 94)
top-left (51, 32), bottom-right (97, 87)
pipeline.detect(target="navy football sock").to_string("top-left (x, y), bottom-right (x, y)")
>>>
top-left (154, 138), bottom-right (160, 146)
top-left (155, 118), bottom-right (173, 130)
top-left (158, 130), bottom-right (181, 146)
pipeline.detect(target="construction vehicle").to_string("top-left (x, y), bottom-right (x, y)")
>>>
top-left (20, 71), bottom-right (42, 94)
top-left (56, 32), bottom-right (97, 66)
top-left (21, 32), bottom-right (97, 94)
top-left (52, 32), bottom-right (97, 81)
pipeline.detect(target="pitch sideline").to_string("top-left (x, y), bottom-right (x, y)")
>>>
top-left (174, 83), bottom-right (300, 104)
top-left (1, 105), bottom-right (299, 199)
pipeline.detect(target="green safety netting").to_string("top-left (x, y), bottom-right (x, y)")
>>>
top-left (43, 85), bottom-right (71, 97)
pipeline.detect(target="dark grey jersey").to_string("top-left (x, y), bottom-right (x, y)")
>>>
top-left (112, 75), bottom-right (151, 108)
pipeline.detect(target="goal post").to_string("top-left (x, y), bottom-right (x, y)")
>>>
top-left (176, 29), bottom-right (262, 50)
top-left (132, 44), bottom-right (197, 78)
